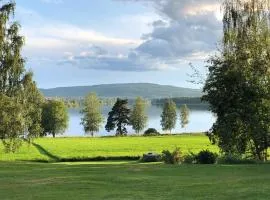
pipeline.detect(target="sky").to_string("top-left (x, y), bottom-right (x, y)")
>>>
top-left (11, 0), bottom-right (223, 89)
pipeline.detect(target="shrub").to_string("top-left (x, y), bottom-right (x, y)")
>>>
top-left (196, 150), bottom-right (217, 164)
top-left (162, 147), bottom-right (182, 164)
top-left (217, 154), bottom-right (257, 164)
top-left (144, 128), bottom-right (160, 136)
top-left (183, 153), bottom-right (197, 164)
top-left (141, 152), bottom-right (161, 162)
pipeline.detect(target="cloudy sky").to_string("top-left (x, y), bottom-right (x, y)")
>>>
top-left (13, 0), bottom-right (223, 89)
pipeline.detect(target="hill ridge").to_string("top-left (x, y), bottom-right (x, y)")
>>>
top-left (40, 83), bottom-right (202, 99)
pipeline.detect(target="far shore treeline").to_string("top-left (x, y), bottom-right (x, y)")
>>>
top-left (47, 96), bottom-right (209, 109)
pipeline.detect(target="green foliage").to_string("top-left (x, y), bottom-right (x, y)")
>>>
top-left (22, 72), bottom-right (45, 141)
top-left (41, 100), bottom-right (69, 137)
top-left (0, 2), bottom-right (44, 152)
top-left (160, 99), bottom-right (177, 133)
top-left (0, 95), bottom-right (25, 153)
top-left (143, 128), bottom-right (160, 136)
top-left (162, 147), bottom-right (182, 164)
top-left (180, 104), bottom-right (190, 129)
top-left (196, 150), bottom-right (217, 164)
top-left (217, 153), bottom-right (257, 164)
top-left (203, 0), bottom-right (270, 161)
top-left (183, 152), bottom-right (197, 164)
top-left (105, 98), bottom-right (130, 136)
top-left (80, 93), bottom-right (103, 136)
top-left (130, 97), bottom-right (148, 134)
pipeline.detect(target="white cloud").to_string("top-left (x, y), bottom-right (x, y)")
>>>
top-left (20, 0), bottom-right (223, 72)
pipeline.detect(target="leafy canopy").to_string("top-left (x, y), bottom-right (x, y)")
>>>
top-left (81, 93), bottom-right (103, 136)
top-left (130, 97), bottom-right (148, 134)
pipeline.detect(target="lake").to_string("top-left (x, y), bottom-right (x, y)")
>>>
top-left (64, 105), bottom-right (216, 137)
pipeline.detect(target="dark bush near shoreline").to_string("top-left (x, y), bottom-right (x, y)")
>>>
top-left (144, 128), bottom-right (160, 136)
top-left (141, 153), bottom-right (162, 162)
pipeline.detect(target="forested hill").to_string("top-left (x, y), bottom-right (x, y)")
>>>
top-left (40, 83), bottom-right (202, 99)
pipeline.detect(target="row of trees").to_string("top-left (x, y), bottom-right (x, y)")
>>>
top-left (80, 93), bottom-right (190, 136)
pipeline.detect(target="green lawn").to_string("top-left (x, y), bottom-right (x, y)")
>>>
top-left (0, 161), bottom-right (269, 200)
top-left (34, 135), bottom-right (218, 160)
top-left (0, 142), bottom-right (49, 162)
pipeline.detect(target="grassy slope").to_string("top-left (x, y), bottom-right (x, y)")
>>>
top-left (0, 162), bottom-right (269, 200)
top-left (34, 135), bottom-right (218, 160)
top-left (0, 142), bottom-right (49, 162)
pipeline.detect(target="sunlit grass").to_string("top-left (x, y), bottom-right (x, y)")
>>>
top-left (0, 142), bottom-right (49, 162)
top-left (35, 134), bottom-right (218, 160)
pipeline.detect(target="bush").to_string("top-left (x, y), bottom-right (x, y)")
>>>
top-left (162, 147), bottom-right (182, 164)
top-left (196, 150), bottom-right (217, 164)
top-left (144, 128), bottom-right (160, 136)
top-left (141, 152), bottom-right (161, 162)
top-left (217, 154), bottom-right (257, 164)
top-left (183, 153), bottom-right (197, 164)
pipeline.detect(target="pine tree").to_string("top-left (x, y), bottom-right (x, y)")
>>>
top-left (105, 98), bottom-right (130, 136)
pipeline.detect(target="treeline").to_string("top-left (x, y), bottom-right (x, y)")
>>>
top-left (152, 97), bottom-right (207, 106)
top-left (51, 97), bottom-right (205, 109)
top-left (46, 97), bottom-right (119, 108)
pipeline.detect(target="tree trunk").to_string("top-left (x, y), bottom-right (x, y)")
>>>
top-left (52, 133), bottom-right (55, 138)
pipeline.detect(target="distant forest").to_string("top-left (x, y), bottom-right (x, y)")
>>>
top-left (51, 97), bottom-right (208, 109)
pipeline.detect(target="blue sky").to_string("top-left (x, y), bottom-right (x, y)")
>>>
top-left (12, 0), bottom-right (222, 89)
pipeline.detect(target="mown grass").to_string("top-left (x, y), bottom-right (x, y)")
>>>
top-left (0, 142), bottom-right (49, 162)
top-left (0, 161), bottom-right (269, 200)
top-left (34, 134), bottom-right (218, 160)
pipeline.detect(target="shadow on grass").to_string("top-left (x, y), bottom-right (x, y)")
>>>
top-left (32, 143), bottom-right (60, 162)
top-left (31, 142), bottom-right (141, 163)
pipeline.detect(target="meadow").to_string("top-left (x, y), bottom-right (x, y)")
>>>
top-left (0, 134), bottom-right (218, 162)
top-left (0, 161), bottom-right (269, 200)
top-left (0, 135), bottom-right (269, 200)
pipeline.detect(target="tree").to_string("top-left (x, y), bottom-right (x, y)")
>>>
top-left (41, 100), bottom-right (69, 138)
top-left (203, 0), bottom-right (270, 160)
top-left (0, 1), bottom-right (44, 152)
top-left (160, 99), bottom-right (177, 133)
top-left (105, 98), bottom-right (130, 136)
top-left (130, 97), bottom-right (148, 134)
top-left (22, 72), bottom-right (45, 141)
top-left (81, 93), bottom-right (103, 136)
top-left (180, 104), bottom-right (190, 130)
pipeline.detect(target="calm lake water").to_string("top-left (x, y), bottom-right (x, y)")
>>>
top-left (64, 105), bottom-right (216, 137)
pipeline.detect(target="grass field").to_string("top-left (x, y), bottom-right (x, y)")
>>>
top-left (34, 134), bottom-right (218, 161)
top-left (0, 142), bottom-right (49, 162)
top-left (0, 161), bottom-right (269, 200)
top-left (0, 134), bottom-right (218, 162)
